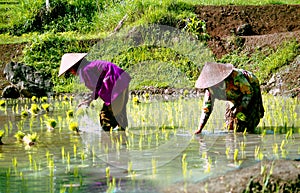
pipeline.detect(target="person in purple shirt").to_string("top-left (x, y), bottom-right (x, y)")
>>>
top-left (59, 53), bottom-right (131, 131)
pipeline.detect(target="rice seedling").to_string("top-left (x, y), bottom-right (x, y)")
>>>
top-left (41, 103), bottom-right (51, 112)
top-left (45, 118), bottom-right (57, 131)
top-left (41, 96), bottom-right (48, 103)
top-left (66, 109), bottom-right (74, 119)
top-left (23, 132), bottom-right (38, 146)
top-left (234, 149), bottom-right (239, 161)
top-left (272, 143), bottom-right (279, 158)
top-left (0, 104), bottom-right (6, 112)
top-left (74, 166), bottom-right (79, 177)
top-left (74, 144), bottom-right (77, 158)
top-left (285, 128), bottom-right (293, 140)
top-left (106, 177), bottom-right (116, 193)
top-left (69, 121), bottom-right (79, 134)
top-left (12, 157), bottom-right (18, 168)
top-left (14, 131), bottom-right (25, 141)
top-left (29, 104), bottom-right (40, 115)
top-left (28, 154), bottom-right (33, 167)
top-left (92, 146), bottom-right (96, 163)
top-left (15, 103), bottom-right (19, 114)
top-left (21, 109), bottom-right (29, 117)
top-left (48, 158), bottom-right (54, 177)
top-left (132, 96), bottom-right (140, 104)
top-left (67, 152), bottom-right (71, 169)
top-left (152, 158), bottom-right (157, 176)
top-left (31, 96), bottom-right (38, 103)
top-left (280, 139), bottom-right (288, 158)
top-left (143, 92), bottom-right (150, 100)
top-left (254, 146), bottom-right (264, 161)
top-left (106, 166), bottom-right (110, 185)
top-left (61, 146), bottom-right (65, 161)
top-left (182, 153), bottom-right (188, 178)
top-left (17, 121), bottom-right (24, 131)
top-left (128, 161), bottom-right (132, 174)
top-left (80, 149), bottom-right (85, 164)
top-left (63, 95), bottom-right (73, 103)
top-left (225, 147), bottom-right (231, 159)
top-left (0, 129), bottom-right (4, 145)
top-left (0, 99), bottom-right (5, 107)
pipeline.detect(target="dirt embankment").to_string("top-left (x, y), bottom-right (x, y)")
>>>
top-left (195, 4), bottom-right (300, 57)
top-left (197, 4), bottom-right (300, 97)
top-left (1, 4), bottom-right (300, 97)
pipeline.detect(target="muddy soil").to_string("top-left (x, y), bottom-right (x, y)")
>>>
top-left (162, 160), bottom-right (300, 193)
top-left (196, 4), bottom-right (300, 97)
top-left (195, 5), bottom-right (300, 57)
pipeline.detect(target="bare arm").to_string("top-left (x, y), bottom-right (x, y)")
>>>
top-left (195, 89), bottom-right (214, 134)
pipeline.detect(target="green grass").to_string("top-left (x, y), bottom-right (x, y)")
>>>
top-left (1, 0), bottom-right (300, 43)
top-left (0, 0), bottom-right (299, 93)
top-left (218, 40), bottom-right (300, 82)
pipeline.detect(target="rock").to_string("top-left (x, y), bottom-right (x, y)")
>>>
top-left (263, 55), bottom-right (300, 98)
top-left (236, 23), bottom-right (253, 36)
top-left (2, 85), bottom-right (20, 99)
top-left (2, 62), bottom-right (53, 98)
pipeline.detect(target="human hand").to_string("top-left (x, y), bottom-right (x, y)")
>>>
top-left (194, 124), bottom-right (203, 134)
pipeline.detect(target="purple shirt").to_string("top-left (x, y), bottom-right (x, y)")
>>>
top-left (78, 60), bottom-right (131, 105)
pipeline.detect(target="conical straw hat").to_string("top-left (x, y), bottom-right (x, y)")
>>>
top-left (58, 53), bottom-right (88, 77)
top-left (195, 62), bottom-right (233, 89)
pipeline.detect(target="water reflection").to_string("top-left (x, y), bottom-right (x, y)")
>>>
top-left (0, 96), bottom-right (299, 192)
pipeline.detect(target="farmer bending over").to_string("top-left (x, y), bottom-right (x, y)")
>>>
top-left (58, 53), bottom-right (131, 131)
top-left (194, 62), bottom-right (264, 134)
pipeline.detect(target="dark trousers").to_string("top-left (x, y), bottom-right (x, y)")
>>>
top-left (100, 88), bottom-right (129, 131)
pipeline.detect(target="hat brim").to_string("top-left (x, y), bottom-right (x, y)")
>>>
top-left (58, 53), bottom-right (88, 77)
top-left (195, 62), bottom-right (233, 89)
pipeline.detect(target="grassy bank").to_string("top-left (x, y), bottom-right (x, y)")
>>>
top-left (0, 0), bottom-right (300, 93)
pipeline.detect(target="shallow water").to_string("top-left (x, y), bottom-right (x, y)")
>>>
top-left (0, 95), bottom-right (299, 192)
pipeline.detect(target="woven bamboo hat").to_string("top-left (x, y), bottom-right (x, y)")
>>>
top-left (58, 53), bottom-right (88, 77)
top-left (195, 62), bottom-right (234, 89)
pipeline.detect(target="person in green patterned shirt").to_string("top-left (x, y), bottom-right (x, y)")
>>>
top-left (194, 62), bottom-right (264, 134)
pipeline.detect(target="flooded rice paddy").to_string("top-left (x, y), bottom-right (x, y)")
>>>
top-left (0, 94), bottom-right (299, 193)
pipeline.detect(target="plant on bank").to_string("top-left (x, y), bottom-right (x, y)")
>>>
top-left (218, 40), bottom-right (300, 83)
top-left (21, 32), bottom-right (92, 93)
top-left (1, 0), bottom-right (99, 35)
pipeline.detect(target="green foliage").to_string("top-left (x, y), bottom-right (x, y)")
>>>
top-left (69, 121), bottom-right (79, 133)
top-left (182, 16), bottom-right (210, 41)
top-left (218, 40), bottom-right (300, 82)
top-left (257, 40), bottom-right (300, 81)
top-left (0, 100), bottom-right (5, 106)
top-left (0, 0), bottom-right (42, 34)
top-left (1, 0), bottom-right (101, 35)
top-left (1, 0), bottom-right (300, 36)
top-left (112, 45), bottom-right (200, 79)
top-left (46, 118), bottom-right (57, 128)
top-left (21, 32), bottom-right (93, 93)
top-left (1, 0), bottom-right (299, 93)
top-left (0, 130), bottom-right (4, 137)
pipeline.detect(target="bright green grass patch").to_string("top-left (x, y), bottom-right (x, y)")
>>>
top-left (218, 40), bottom-right (300, 82)
top-left (1, 0), bottom-right (299, 40)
